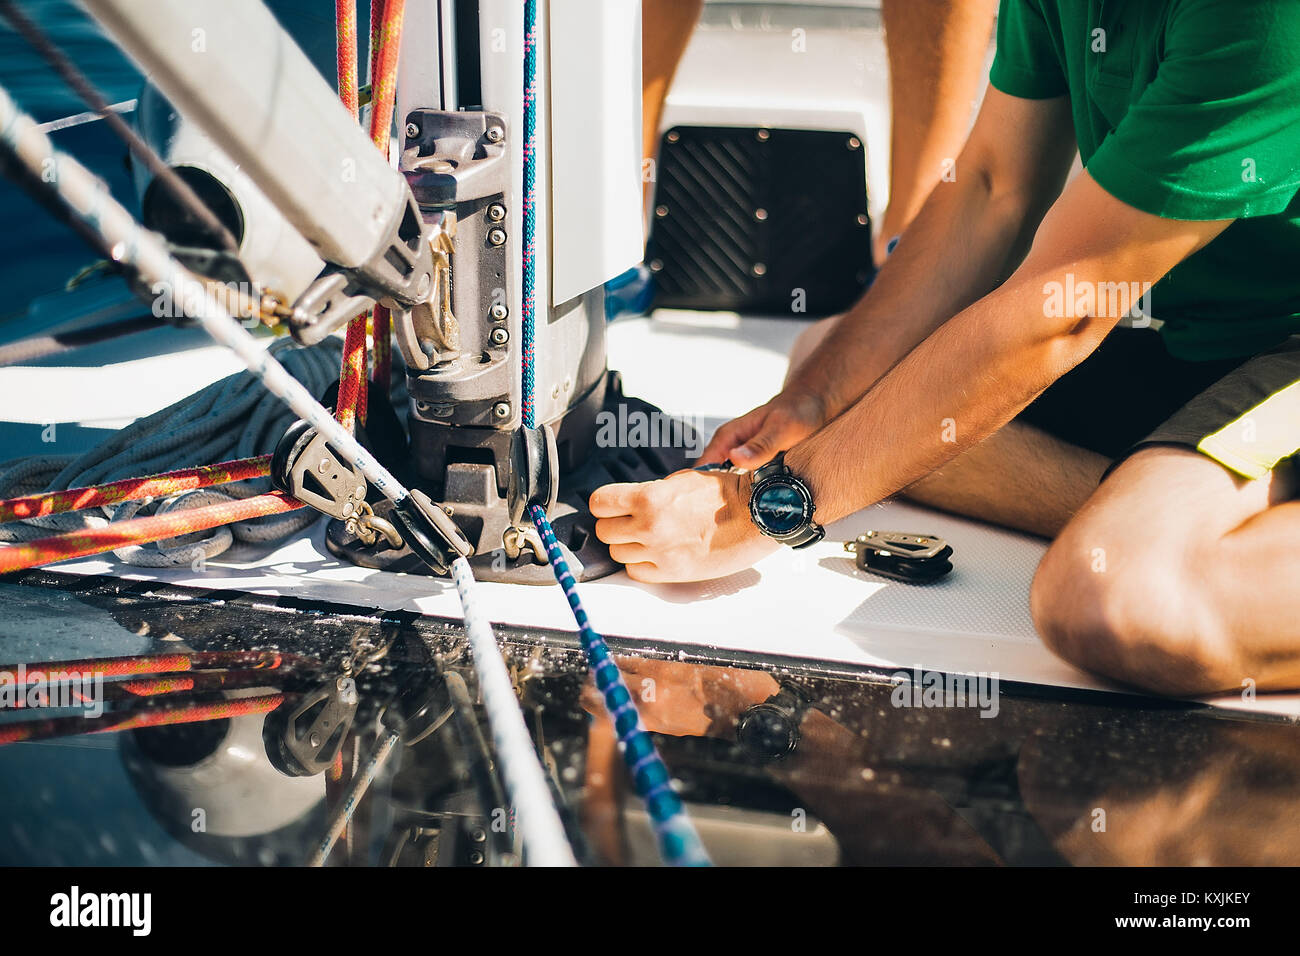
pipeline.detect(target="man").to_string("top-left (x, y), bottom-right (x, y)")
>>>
top-left (591, 0), bottom-right (1300, 697)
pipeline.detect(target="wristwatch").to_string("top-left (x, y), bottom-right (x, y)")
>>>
top-left (747, 451), bottom-right (824, 549)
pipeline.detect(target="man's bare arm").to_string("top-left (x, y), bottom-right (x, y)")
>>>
top-left (786, 171), bottom-right (1233, 524)
top-left (703, 87), bottom-right (1077, 464)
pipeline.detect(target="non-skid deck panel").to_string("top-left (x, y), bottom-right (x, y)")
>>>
top-left (1, 312), bottom-right (1295, 717)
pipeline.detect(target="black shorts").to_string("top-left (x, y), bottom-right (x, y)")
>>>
top-left (1014, 328), bottom-right (1300, 478)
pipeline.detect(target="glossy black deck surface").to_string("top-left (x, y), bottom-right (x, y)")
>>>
top-left (1, 572), bottom-right (1297, 867)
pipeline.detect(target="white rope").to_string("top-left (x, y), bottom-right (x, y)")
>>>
top-left (451, 556), bottom-right (577, 866)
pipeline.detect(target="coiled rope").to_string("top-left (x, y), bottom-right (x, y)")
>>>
top-left (517, 1), bottom-right (710, 866)
top-left (0, 338), bottom-right (339, 566)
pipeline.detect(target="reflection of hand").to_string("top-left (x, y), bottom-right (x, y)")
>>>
top-left (581, 658), bottom-right (779, 739)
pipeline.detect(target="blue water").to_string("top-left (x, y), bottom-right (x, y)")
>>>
top-left (0, 0), bottom-right (142, 325)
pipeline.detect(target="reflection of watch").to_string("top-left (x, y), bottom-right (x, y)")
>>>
top-left (737, 682), bottom-right (815, 762)
top-left (748, 452), bottom-right (824, 549)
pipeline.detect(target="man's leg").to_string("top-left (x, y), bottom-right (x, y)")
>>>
top-left (786, 314), bottom-right (1110, 535)
top-left (903, 422), bottom-right (1111, 537)
top-left (641, 0), bottom-right (704, 207)
top-left (1032, 448), bottom-right (1300, 696)
top-left (877, 0), bottom-right (999, 264)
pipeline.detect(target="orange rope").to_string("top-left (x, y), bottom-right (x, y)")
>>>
top-left (0, 490), bottom-right (301, 574)
top-left (0, 693), bottom-right (285, 745)
top-left (0, 455), bottom-right (271, 524)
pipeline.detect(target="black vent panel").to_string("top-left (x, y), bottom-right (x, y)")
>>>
top-left (647, 126), bottom-right (873, 317)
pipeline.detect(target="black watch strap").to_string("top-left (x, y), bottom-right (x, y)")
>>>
top-left (750, 452), bottom-right (825, 549)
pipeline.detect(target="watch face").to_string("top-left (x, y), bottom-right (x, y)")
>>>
top-left (752, 479), bottom-right (809, 535)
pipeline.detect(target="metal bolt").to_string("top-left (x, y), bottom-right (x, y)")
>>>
top-left (471, 827), bottom-right (486, 843)
top-left (757, 129), bottom-right (771, 142)
top-left (754, 208), bottom-right (768, 221)
top-left (490, 302), bottom-right (508, 321)
top-left (487, 227), bottom-right (506, 247)
top-left (847, 135), bottom-right (861, 150)
top-left (856, 213), bottom-right (868, 226)
top-left (492, 402), bottom-right (511, 419)
top-left (649, 259), bottom-right (664, 273)
top-left (486, 126), bottom-right (503, 143)
top-left (317, 458), bottom-right (331, 474)
top-left (416, 271), bottom-right (432, 298)
top-left (354, 486), bottom-right (366, 500)
top-left (752, 262), bottom-right (767, 277)
top-left (655, 205), bottom-right (669, 218)
top-left (469, 850), bottom-right (485, 865)
top-left (405, 122), bottom-right (419, 140)
top-left (666, 130), bottom-right (680, 143)
top-left (486, 203), bottom-right (506, 222)
top-left (490, 327), bottom-right (509, 345)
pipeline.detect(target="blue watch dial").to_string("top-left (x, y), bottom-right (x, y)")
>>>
top-left (753, 481), bottom-right (807, 535)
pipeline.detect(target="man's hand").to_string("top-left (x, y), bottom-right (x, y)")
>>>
top-left (590, 469), bottom-right (779, 582)
top-left (697, 388), bottom-right (827, 469)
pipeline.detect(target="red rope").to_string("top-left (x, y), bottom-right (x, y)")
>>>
top-left (336, 0), bottom-right (360, 120)
top-left (0, 455), bottom-right (271, 524)
top-left (0, 693), bottom-right (284, 745)
top-left (372, 304), bottom-right (392, 388)
top-left (0, 650), bottom-right (283, 684)
top-left (0, 491), bottom-right (301, 574)
top-left (368, 0), bottom-right (405, 155)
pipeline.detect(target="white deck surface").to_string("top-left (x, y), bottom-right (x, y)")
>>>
top-left (1, 308), bottom-right (1295, 718)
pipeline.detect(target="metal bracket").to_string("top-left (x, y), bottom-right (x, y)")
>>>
top-left (845, 531), bottom-right (954, 583)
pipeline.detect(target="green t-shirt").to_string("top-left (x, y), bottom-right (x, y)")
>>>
top-left (990, 0), bottom-right (1300, 360)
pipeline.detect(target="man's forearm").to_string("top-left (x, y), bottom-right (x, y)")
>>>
top-left (786, 280), bottom-right (1116, 525)
top-left (786, 159), bottom-right (1042, 420)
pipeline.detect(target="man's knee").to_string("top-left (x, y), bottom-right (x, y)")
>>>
top-left (786, 315), bottom-right (840, 377)
top-left (1031, 526), bottom-right (1241, 697)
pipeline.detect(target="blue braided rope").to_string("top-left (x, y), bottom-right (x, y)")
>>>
top-left (528, 504), bottom-right (712, 866)
top-left (521, 0), bottom-right (537, 428)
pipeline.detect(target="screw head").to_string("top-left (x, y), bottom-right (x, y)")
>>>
top-left (490, 302), bottom-right (508, 321)
top-left (847, 135), bottom-right (861, 150)
top-left (754, 208), bottom-right (768, 221)
top-left (486, 126), bottom-right (503, 143)
top-left (666, 130), bottom-right (680, 143)
top-left (757, 128), bottom-right (771, 142)
top-left (486, 203), bottom-right (506, 222)
top-left (655, 204), bottom-right (669, 218)
top-left (487, 228), bottom-right (506, 247)
top-left (752, 262), bottom-right (767, 277)
top-left (492, 401), bottom-right (511, 419)
top-left (490, 327), bottom-right (509, 345)
top-left (405, 122), bottom-right (419, 139)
